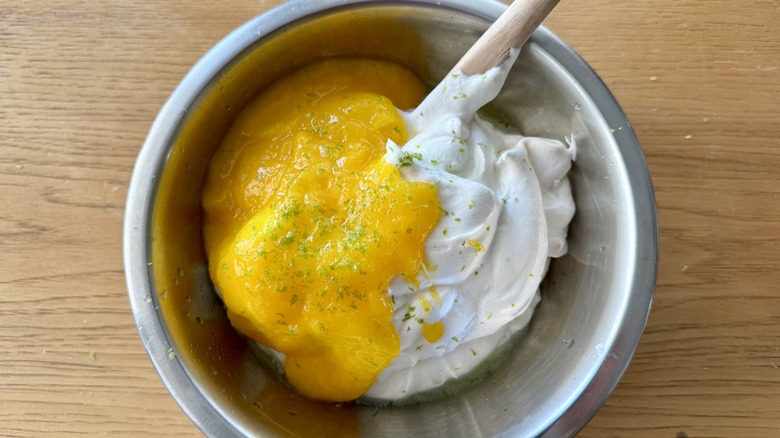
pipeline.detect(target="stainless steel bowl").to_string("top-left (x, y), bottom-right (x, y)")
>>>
top-left (124, 0), bottom-right (658, 436)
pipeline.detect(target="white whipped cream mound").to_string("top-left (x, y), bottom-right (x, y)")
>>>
top-left (366, 49), bottom-right (576, 400)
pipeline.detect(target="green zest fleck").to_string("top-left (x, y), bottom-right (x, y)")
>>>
top-left (397, 151), bottom-right (423, 168)
top-left (402, 306), bottom-right (416, 322)
top-left (451, 336), bottom-right (459, 342)
top-left (468, 200), bottom-right (474, 210)
top-left (279, 230), bottom-right (297, 246)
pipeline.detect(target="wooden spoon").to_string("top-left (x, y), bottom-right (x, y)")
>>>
top-left (451, 0), bottom-right (561, 76)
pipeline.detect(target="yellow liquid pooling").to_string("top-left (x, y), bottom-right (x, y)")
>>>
top-left (202, 59), bottom-right (440, 402)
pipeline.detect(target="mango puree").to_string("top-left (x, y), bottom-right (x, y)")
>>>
top-left (201, 58), bottom-right (440, 402)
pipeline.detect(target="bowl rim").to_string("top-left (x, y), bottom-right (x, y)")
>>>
top-left (124, 0), bottom-right (658, 436)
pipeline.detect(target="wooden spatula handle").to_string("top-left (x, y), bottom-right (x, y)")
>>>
top-left (452, 0), bottom-right (561, 75)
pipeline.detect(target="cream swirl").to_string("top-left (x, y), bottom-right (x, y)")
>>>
top-left (367, 49), bottom-right (576, 400)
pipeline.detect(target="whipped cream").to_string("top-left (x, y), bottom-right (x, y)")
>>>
top-left (366, 49), bottom-right (576, 400)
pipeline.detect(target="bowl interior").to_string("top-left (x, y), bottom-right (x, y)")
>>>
top-left (127, 2), bottom-right (655, 437)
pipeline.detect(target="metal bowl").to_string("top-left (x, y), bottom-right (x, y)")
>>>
top-left (124, 0), bottom-right (658, 436)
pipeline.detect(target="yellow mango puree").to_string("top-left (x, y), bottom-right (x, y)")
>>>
top-left (201, 59), bottom-right (441, 402)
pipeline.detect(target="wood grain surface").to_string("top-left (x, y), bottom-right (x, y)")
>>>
top-left (1, 0), bottom-right (779, 436)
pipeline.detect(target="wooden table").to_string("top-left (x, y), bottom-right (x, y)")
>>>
top-left (2, 0), bottom-right (779, 436)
